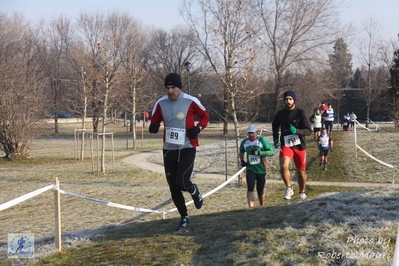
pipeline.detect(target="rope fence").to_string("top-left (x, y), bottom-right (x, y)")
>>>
top-left (355, 119), bottom-right (381, 131)
top-left (0, 185), bottom-right (54, 212)
top-left (0, 167), bottom-right (246, 252)
top-left (1, 121), bottom-right (397, 254)
top-left (58, 189), bottom-right (165, 215)
top-left (353, 120), bottom-right (396, 185)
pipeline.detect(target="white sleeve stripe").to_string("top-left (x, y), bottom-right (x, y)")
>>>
top-left (183, 93), bottom-right (206, 111)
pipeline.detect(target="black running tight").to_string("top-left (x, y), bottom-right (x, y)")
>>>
top-left (246, 169), bottom-right (266, 198)
top-left (163, 148), bottom-right (196, 217)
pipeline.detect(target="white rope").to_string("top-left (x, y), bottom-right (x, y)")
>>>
top-left (164, 167), bottom-right (247, 214)
top-left (368, 118), bottom-right (381, 130)
top-left (201, 167), bottom-right (246, 198)
top-left (60, 168), bottom-right (246, 216)
top-left (0, 184), bottom-right (54, 212)
top-left (355, 120), bottom-right (379, 131)
top-left (355, 144), bottom-right (395, 169)
top-left (58, 189), bottom-right (164, 214)
top-left (57, 167), bottom-right (247, 217)
top-left (0, 166), bottom-right (249, 222)
top-left (353, 121), bottom-right (397, 185)
top-left (354, 120), bottom-right (395, 169)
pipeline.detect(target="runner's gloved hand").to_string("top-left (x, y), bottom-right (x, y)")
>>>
top-left (330, 147), bottom-right (333, 152)
top-left (250, 149), bottom-right (259, 155)
top-left (273, 139), bottom-right (279, 148)
top-left (241, 160), bottom-right (247, 167)
top-left (149, 124), bottom-right (159, 133)
top-left (187, 126), bottom-right (201, 139)
top-left (289, 124), bottom-right (297, 134)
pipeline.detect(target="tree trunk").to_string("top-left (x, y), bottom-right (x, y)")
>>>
top-left (223, 87), bottom-right (229, 135)
top-left (230, 94), bottom-right (242, 184)
top-left (131, 77), bottom-right (137, 150)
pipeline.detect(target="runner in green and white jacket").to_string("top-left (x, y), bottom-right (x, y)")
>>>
top-left (239, 125), bottom-right (274, 207)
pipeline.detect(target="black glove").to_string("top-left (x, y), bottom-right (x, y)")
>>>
top-left (250, 149), bottom-right (259, 155)
top-left (330, 147), bottom-right (333, 152)
top-left (241, 160), bottom-right (247, 167)
top-left (187, 126), bottom-right (201, 139)
top-left (149, 124), bottom-right (159, 133)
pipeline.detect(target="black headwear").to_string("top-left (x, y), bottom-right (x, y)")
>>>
top-left (283, 90), bottom-right (296, 102)
top-left (164, 73), bottom-right (182, 89)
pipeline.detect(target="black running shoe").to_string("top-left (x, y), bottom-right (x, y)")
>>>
top-left (191, 184), bottom-right (203, 209)
top-left (176, 216), bottom-right (190, 231)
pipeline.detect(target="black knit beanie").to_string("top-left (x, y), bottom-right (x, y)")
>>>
top-left (164, 73), bottom-right (182, 89)
top-left (283, 90), bottom-right (296, 102)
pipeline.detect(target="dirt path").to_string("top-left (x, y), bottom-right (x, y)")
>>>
top-left (122, 150), bottom-right (399, 188)
top-left (122, 150), bottom-right (228, 179)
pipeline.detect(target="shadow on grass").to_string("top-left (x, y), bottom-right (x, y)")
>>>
top-left (33, 188), bottom-right (399, 265)
top-left (92, 189), bottom-right (399, 238)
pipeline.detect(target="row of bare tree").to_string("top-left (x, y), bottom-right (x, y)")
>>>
top-left (1, 0), bottom-right (398, 168)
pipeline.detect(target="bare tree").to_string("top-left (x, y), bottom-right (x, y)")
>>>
top-left (181, 0), bottom-right (257, 131)
top-left (0, 14), bottom-right (45, 159)
top-left (296, 68), bottom-right (331, 115)
top-left (357, 17), bottom-right (382, 126)
top-left (376, 38), bottom-right (399, 121)
top-left (64, 32), bottom-right (94, 161)
top-left (147, 27), bottom-right (201, 91)
top-left (36, 16), bottom-right (73, 135)
top-left (119, 19), bottom-right (152, 150)
top-left (181, 0), bottom-right (259, 180)
top-left (251, 0), bottom-right (346, 113)
top-left (378, 38), bottom-right (399, 71)
top-left (76, 11), bottom-right (129, 173)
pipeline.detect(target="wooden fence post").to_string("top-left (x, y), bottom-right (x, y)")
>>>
top-left (54, 177), bottom-right (62, 251)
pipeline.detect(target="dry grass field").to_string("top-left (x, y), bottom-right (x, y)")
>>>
top-left (1, 121), bottom-right (399, 265)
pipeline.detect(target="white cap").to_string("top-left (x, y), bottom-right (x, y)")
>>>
top-left (246, 125), bottom-right (257, 133)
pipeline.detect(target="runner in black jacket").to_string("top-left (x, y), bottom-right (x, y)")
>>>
top-left (272, 90), bottom-right (312, 200)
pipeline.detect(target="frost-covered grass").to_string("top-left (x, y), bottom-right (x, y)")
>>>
top-left (1, 123), bottom-right (399, 265)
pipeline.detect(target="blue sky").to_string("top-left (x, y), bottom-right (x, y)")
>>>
top-left (1, 0), bottom-right (184, 29)
top-left (340, 0), bottom-right (398, 40)
top-left (2, 0), bottom-right (398, 40)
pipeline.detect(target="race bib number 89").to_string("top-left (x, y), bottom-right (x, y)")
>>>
top-left (165, 127), bottom-right (185, 145)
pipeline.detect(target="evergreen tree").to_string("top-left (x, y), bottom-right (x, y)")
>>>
top-left (350, 68), bottom-right (366, 88)
top-left (328, 38), bottom-right (353, 88)
top-left (388, 48), bottom-right (399, 127)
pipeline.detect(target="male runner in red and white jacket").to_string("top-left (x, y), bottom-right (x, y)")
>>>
top-left (149, 73), bottom-right (210, 231)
